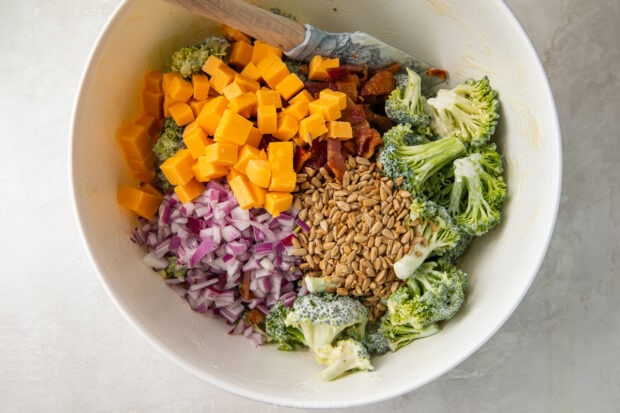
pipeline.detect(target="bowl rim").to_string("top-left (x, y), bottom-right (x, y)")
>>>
top-left (69, 0), bottom-right (562, 407)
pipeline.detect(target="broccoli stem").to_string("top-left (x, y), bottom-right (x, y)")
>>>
top-left (397, 136), bottom-right (466, 186)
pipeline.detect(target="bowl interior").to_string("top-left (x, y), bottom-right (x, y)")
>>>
top-left (71, 0), bottom-right (561, 408)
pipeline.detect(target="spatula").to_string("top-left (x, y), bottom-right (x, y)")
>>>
top-left (164, 0), bottom-right (447, 86)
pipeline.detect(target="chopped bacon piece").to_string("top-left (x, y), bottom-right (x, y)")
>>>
top-left (326, 138), bottom-right (346, 181)
top-left (239, 271), bottom-right (253, 301)
top-left (326, 66), bottom-right (350, 81)
top-left (294, 145), bottom-right (313, 172)
top-left (303, 139), bottom-right (328, 171)
top-left (363, 106), bottom-right (393, 133)
top-left (245, 308), bottom-right (266, 325)
top-left (360, 128), bottom-right (383, 159)
top-left (383, 62), bottom-right (402, 74)
top-left (360, 70), bottom-right (395, 97)
top-left (425, 67), bottom-right (448, 80)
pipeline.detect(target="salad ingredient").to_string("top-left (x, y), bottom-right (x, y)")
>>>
top-left (392, 199), bottom-right (467, 279)
top-left (384, 68), bottom-right (430, 128)
top-left (117, 185), bottom-right (163, 220)
top-left (170, 37), bottom-right (230, 79)
top-left (131, 179), bottom-right (303, 329)
top-left (283, 292), bottom-right (368, 353)
top-left (382, 261), bottom-right (467, 351)
top-left (427, 76), bottom-right (500, 147)
top-left (315, 338), bottom-right (374, 381)
top-left (448, 144), bottom-right (507, 236)
top-left (117, 122), bottom-right (157, 182)
top-left (379, 134), bottom-right (467, 197)
top-left (153, 118), bottom-right (184, 162)
top-left (294, 158), bottom-right (416, 321)
top-left (264, 301), bottom-right (305, 351)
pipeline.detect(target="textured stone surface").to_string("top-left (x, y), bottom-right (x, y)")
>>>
top-left (1, 0), bottom-right (618, 411)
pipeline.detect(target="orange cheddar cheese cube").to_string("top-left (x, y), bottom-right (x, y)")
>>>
top-left (214, 109), bottom-right (252, 145)
top-left (202, 55), bottom-right (226, 76)
top-left (264, 192), bottom-right (293, 217)
top-left (268, 170), bottom-right (297, 192)
top-left (141, 88), bottom-right (164, 118)
top-left (209, 64), bottom-right (237, 94)
top-left (221, 81), bottom-right (247, 101)
top-left (164, 72), bottom-right (194, 102)
top-left (228, 175), bottom-right (259, 209)
top-left (257, 105), bottom-right (277, 134)
top-left (174, 178), bottom-right (205, 204)
top-left (227, 167), bottom-right (243, 183)
top-left (192, 160), bottom-right (229, 182)
top-left (319, 89), bottom-right (348, 110)
top-left (192, 74), bottom-right (210, 100)
top-left (308, 55), bottom-right (339, 81)
top-left (240, 62), bottom-right (262, 82)
top-left (234, 144), bottom-right (263, 174)
top-left (139, 183), bottom-right (163, 197)
top-left (228, 40), bottom-right (254, 69)
top-left (256, 88), bottom-right (282, 108)
top-left (168, 102), bottom-right (195, 126)
top-left (326, 120), bottom-right (353, 139)
top-left (221, 24), bottom-right (252, 43)
top-left (298, 113), bottom-right (328, 143)
top-left (251, 41), bottom-right (283, 64)
top-left (189, 98), bottom-right (208, 117)
top-left (196, 96), bottom-right (229, 135)
top-left (246, 159), bottom-right (272, 188)
top-left (163, 94), bottom-right (182, 118)
top-left (289, 89), bottom-right (314, 105)
top-left (183, 124), bottom-right (210, 158)
top-left (160, 149), bottom-right (194, 186)
top-left (117, 123), bottom-right (151, 161)
top-left (143, 70), bottom-right (163, 92)
top-left (247, 181), bottom-right (267, 208)
top-left (202, 142), bottom-right (238, 166)
top-left (267, 141), bottom-right (294, 172)
top-left (275, 73), bottom-right (304, 101)
top-left (273, 114), bottom-right (298, 141)
top-left (227, 91), bottom-right (257, 118)
top-left (245, 126), bottom-right (263, 148)
top-left (132, 114), bottom-right (159, 137)
top-left (256, 52), bottom-right (289, 89)
top-left (117, 185), bottom-right (162, 220)
top-left (234, 74), bottom-right (260, 93)
top-left (308, 98), bottom-right (341, 121)
top-left (281, 100), bottom-right (308, 121)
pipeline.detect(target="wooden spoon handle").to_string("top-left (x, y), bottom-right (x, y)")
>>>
top-left (165, 0), bottom-right (306, 51)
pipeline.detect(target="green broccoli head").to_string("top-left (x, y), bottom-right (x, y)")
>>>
top-left (315, 338), bottom-right (374, 381)
top-left (170, 37), bottom-right (230, 78)
top-left (362, 323), bottom-right (391, 355)
top-left (393, 199), bottom-right (466, 279)
top-left (382, 320), bottom-right (441, 352)
top-left (385, 68), bottom-right (431, 128)
top-left (427, 76), bottom-right (500, 147)
top-left (265, 302), bottom-right (305, 351)
top-left (383, 261), bottom-right (467, 351)
top-left (153, 118), bottom-right (184, 162)
top-left (448, 144), bottom-right (507, 236)
top-left (285, 293), bottom-right (368, 353)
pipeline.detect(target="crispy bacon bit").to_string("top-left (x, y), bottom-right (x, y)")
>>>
top-left (425, 67), bottom-right (448, 80)
top-left (326, 138), bottom-right (346, 181)
top-left (336, 80), bottom-right (358, 102)
top-left (303, 139), bottom-right (328, 171)
top-left (360, 128), bottom-right (384, 159)
top-left (383, 62), bottom-right (402, 74)
top-left (294, 145), bottom-right (313, 172)
top-left (304, 81), bottom-right (337, 97)
top-left (363, 106), bottom-right (393, 133)
top-left (239, 271), bottom-right (253, 301)
top-left (360, 70), bottom-right (395, 97)
top-left (245, 308), bottom-right (266, 325)
top-left (326, 66), bottom-right (350, 81)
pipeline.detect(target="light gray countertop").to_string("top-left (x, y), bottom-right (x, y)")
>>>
top-left (1, 0), bottom-right (618, 411)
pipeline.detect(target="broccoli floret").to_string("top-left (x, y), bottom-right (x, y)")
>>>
top-left (303, 275), bottom-right (336, 294)
top-left (315, 339), bottom-right (374, 381)
top-left (170, 37), bottom-right (230, 78)
top-left (385, 68), bottom-right (431, 128)
top-left (379, 129), bottom-right (466, 196)
top-left (419, 162), bottom-right (454, 208)
top-left (285, 293), bottom-right (368, 353)
top-left (153, 118), bottom-right (184, 162)
top-left (158, 256), bottom-right (187, 279)
top-left (265, 302), bottom-right (305, 351)
top-left (383, 261), bottom-right (467, 351)
top-left (427, 76), bottom-right (500, 147)
top-left (393, 199), bottom-right (466, 279)
top-left (382, 320), bottom-right (441, 352)
top-left (362, 322), bottom-right (391, 355)
top-left (383, 123), bottom-right (431, 147)
top-left (448, 144), bottom-right (507, 236)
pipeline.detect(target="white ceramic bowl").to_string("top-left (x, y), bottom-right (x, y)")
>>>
top-left (71, 0), bottom-right (561, 408)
